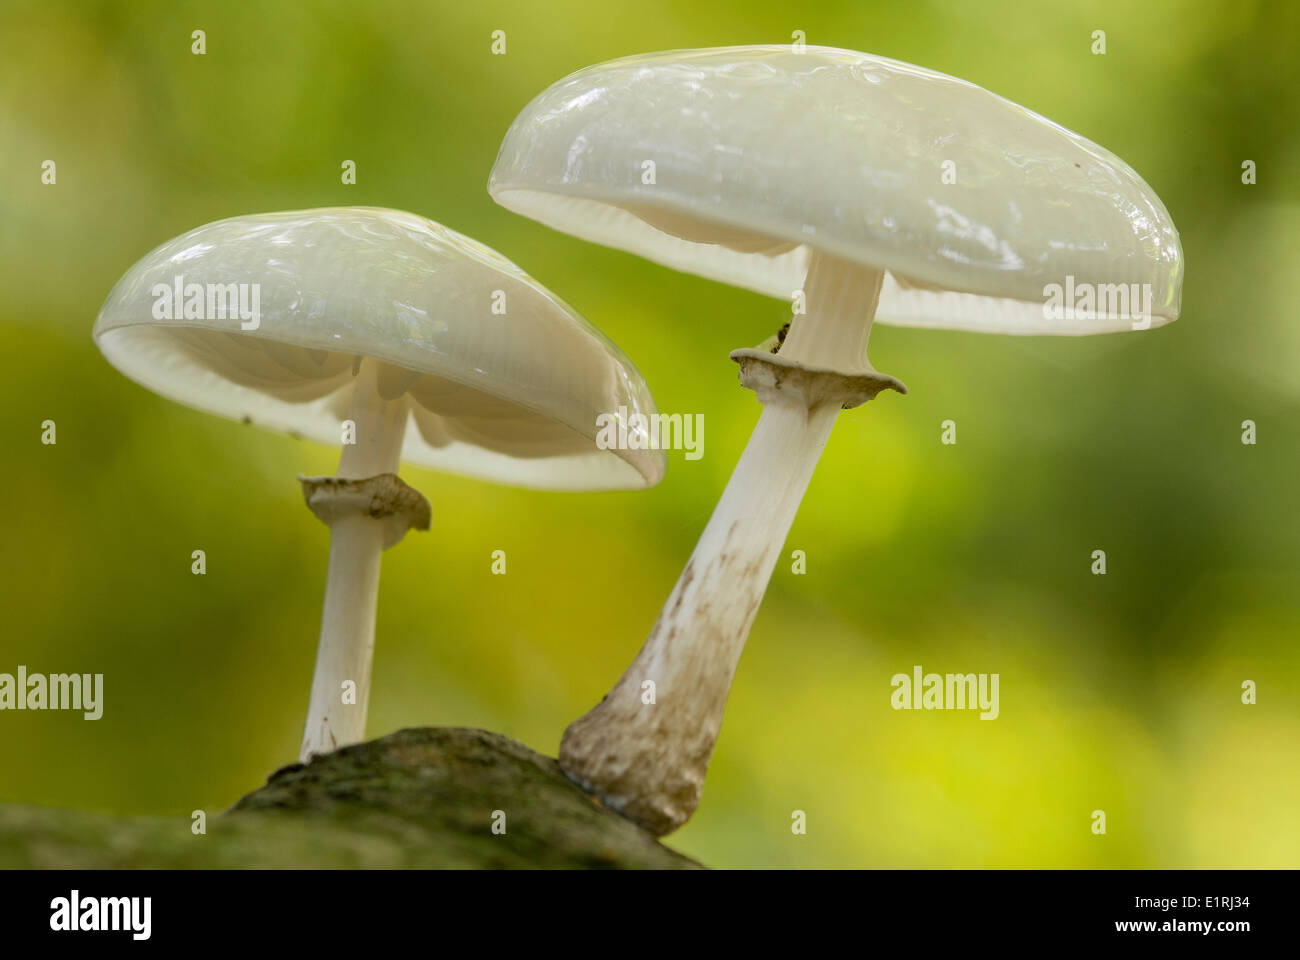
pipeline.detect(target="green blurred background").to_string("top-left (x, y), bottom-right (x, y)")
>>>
top-left (1, 0), bottom-right (1297, 868)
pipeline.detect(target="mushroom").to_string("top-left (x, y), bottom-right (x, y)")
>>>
top-left (490, 46), bottom-right (1183, 833)
top-left (93, 206), bottom-right (664, 761)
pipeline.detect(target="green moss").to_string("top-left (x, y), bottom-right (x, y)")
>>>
top-left (0, 728), bottom-right (701, 870)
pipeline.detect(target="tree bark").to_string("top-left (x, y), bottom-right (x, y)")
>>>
top-left (0, 728), bottom-right (702, 869)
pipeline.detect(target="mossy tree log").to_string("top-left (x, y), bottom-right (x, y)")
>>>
top-left (0, 728), bottom-right (701, 869)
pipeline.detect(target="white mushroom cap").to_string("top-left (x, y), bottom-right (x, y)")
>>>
top-left (94, 207), bottom-right (663, 489)
top-left (490, 45), bottom-right (1182, 335)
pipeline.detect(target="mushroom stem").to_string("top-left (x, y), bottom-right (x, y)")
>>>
top-left (300, 357), bottom-right (408, 761)
top-left (778, 251), bottom-right (879, 370)
top-left (559, 252), bottom-right (896, 834)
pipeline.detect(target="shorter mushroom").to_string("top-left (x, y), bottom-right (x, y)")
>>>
top-left (94, 207), bottom-right (663, 760)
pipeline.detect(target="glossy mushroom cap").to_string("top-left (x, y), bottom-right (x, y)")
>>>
top-left (490, 45), bottom-right (1182, 335)
top-left (94, 207), bottom-right (663, 489)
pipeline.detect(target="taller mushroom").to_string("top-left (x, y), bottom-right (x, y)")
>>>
top-left (94, 207), bottom-right (663, 761)
top-left (490, 46), bottom-right (1183, 833)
